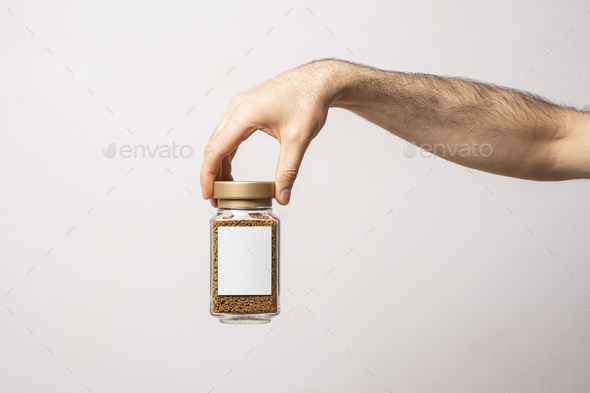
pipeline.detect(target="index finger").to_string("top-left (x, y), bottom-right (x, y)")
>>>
top-left (200, 118), bottom-right (256, 200)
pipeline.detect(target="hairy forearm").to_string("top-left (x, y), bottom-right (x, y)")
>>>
top-left (312, 59), bottom-right (590, 180)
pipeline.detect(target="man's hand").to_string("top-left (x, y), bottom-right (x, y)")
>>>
top-left (201, 59), bottom-right (590, 205)
top-left (200, 62), bottom-right (336, 206)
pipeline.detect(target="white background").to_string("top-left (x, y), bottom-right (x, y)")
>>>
top-left (1, 1), bottom-right (589, 392)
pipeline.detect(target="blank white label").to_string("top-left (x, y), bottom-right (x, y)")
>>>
top-left (218, 226), bottom-right (272, 296)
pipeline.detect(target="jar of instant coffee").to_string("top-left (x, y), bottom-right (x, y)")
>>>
top-left (210, 181), bottom-right (280, 324)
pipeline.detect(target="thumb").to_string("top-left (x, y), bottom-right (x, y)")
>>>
top-left (275, 136), bottom-right (308, 205)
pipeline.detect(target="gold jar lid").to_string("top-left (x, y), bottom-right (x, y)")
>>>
top-left (213, 181), bottom-right (275, 207)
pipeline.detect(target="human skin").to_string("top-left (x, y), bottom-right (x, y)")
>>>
top-left (200, 59), bottom-right (590, 206)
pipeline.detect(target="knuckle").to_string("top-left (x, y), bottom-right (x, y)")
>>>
top-left (203, 142), bottom-right (217, 156)
top-left (278, 168), bottom-right (299, 183)
top-left (283, 133), bottom-right (311, 150)
top-left (229, 92), bottom-right (244, 107)
top-left (234, 101), bottom-right (255, 120)
top-left (228, 93), bottom-right (258, 120)
top-left (283, 132), bottom-right (305, 145)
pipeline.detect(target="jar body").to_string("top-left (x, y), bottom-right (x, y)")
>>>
top-left (210, 207), bottom-right (280, 324)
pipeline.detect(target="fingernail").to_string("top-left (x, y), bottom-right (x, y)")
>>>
top-left (280, 188), bottom-right (291, 204)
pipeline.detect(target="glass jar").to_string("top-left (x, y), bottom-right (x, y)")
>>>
top-left (210, 181), bottom-right (280, 324)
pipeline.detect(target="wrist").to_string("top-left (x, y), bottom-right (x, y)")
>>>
top-left (311, 59), bottom-right (384, 109)
top-left (555, 111), bottom-right (590, 179)
top-left (297, 59), bottom-right (348, 108)
top-left (298, 59), bottom-right (365, 107)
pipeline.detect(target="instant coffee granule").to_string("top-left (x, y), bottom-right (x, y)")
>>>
top-left (212, 213), bottom-right (278, 314)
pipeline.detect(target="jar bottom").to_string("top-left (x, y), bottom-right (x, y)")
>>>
top-left (212, 312), bottom-right (279, 325)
